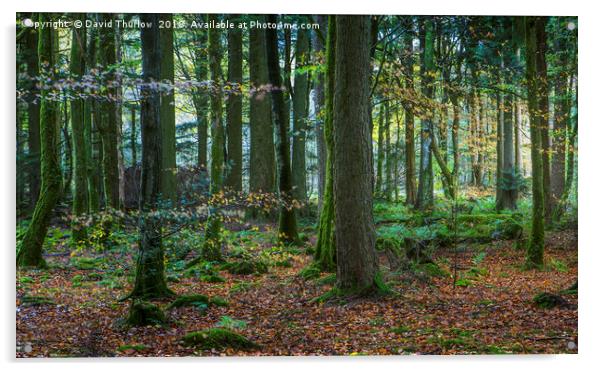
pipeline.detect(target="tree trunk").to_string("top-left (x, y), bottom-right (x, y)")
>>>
top-left (249, 19), bottom-right (276, 196)
top-left (25, 24), bottom-right (41, 210)
top-left (159, 14), bottom-right (177, 206)
top-left (202, 14), bottom-right (226, 261)
top-left (225, 18), bottom-right (243, 191)
top-left (130, 13), bottom-right (173, 299)
top-left (314, 15), bottom-right (327, 211)
top-left (291, 29), bottom-right (310, 203)
top-left (525, 16), bottom-right (546, 268)
top-left (415, 18), bottom-right (435, 210)
top-left (333, 15), bottom-right (380, 294)
top-left (17, 14), bottom-right (62, 268)
top-left (551, 18), bottom-right (569, 220)
top-left (314, 15), bottom-right (336, 272)
top-left (98, 13), bottom-right (120, 209)
top-left (403, 18), bottom-right (416, 206)
top-left (70, 13), bottom-right (89, 244)
top-left (193, 15), bottom-right (209, 170)
top-left (265, 14), bottom-right (299, 245)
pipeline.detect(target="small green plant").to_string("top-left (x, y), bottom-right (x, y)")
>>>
top-left (548, 258), bottom-right (568, 273)
top-left (216, 315), bottom-right (247, 330)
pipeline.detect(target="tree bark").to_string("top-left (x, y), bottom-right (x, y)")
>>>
top-left (17, 14), bottom-right (62, 268)
top-left (249, 19), bottom-right (276, 196)
top-left (333, 15), bottom-right (379, 294)
top-left (130, 13), bottom-right (173, 298)
top-left (159, 14), bottom-right (177, 206)
top-left (202, 14), bottom-right (226, 261)
top-left (70, 13), bottom-right (89, 244)
top-left (225, 18), bottom-right (243, 191)
top-left (525, 16), bottom-right (546, 268)
top-left (291, 29), bottom-right (311, 203)
top-left (265, 14), bottom-right (299, 245)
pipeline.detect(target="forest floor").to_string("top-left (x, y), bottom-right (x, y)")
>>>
top-left (16, 210), bottom-right (578, 357)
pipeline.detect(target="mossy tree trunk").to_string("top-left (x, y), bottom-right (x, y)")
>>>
top-left (97, 13), bottom-right (120, 210)
top-left (525, 16), bottom-right (547, 268)
top-left (202, 15), bottom-right (226, 261)
top-left (249, 18), bottom-right (276, 197)
top-left (70, 13), bottom-right (89, 245)
top-left (17, 13), bottom-right (62, 268)
top-left (314, 16), bottom-right (336, 272)
top-left (130, 13), bottom-right (173, 299)
top-left (291, 29), bottom-right (310, 203)
top-left (333, 15), bottom-right (379, 294)
top-left (265, 14), bottom-right (299, 245)
top-left (86, 26), bottom-right (101, 212)
top-left (25, 22), bottom-right (41, 210)
top-left (159, 14), bottom-right (177, 207)
top-left (415, 18), bottom-right (435, 211)
top-left (225, 17), bottom-right (243, 192)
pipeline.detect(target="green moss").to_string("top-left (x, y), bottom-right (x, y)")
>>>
top-left (20, 295), bottom-right (54, 307)
top-left (209, 296), bottom-right (229, 307)
top-left (117, 344), bottom-right (148, 352)
top-left (200, 274), bottom-right (226, 283)
top-left (182, 328), bottom-right (259, 350)
top-left (167, 294), bottom-right (209, 309)
top-left (222, 260), bottom-right (268, 275)
top-left (126, 300), bottom-right (166, 326)
top-left (533, 292), bottom-right (568, 309)
top-left (298, 265), bottom-right (321, 280)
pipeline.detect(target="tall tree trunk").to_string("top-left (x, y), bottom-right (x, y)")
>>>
top-left (333, 15), bottom-right (380, 294)
top-left (265, 14), bottom-right (299, 245)
top-left (70, 13), bottom-right (89, 244)
top-left (86, 27), bottom-right (102, 212)
top-left (225, 19), bottom-right (243, 191)
top-left (525, 16), bottom-right (546, 268)
top-left (314, 16), bottom-right (336, 272)
top-left (193, 15), bottom-right (209, 170)
top-left (98, 13), bottom-right (120, 209)
top-left (249, 19), bottom-right (276, 197)
top-left (551, 18), bottom-right (569, 220)
top-left (202, 14), bottom-right (226, 261)
top-left (17, 14), bottom-right (62, 268)
top-left (403, 19), bottom-right (417, 206)
top-left (314, 15), bottom-right (327, 211)
top-left (415, 18), bottom-right (435, 210)
top-left (159, 14), bottom-right (177, 206)
top-left (130, 13), bottom-right (173, 299)
top-left (25, 24), bottom-right (41, 210)
top-left (291, 29), bottom-right (310, 203)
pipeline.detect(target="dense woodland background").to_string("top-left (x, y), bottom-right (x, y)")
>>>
top-left (16, 14), bottom-right (578, 356)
